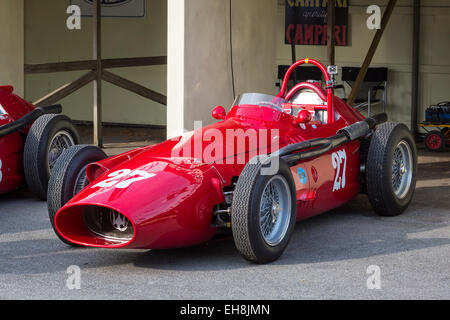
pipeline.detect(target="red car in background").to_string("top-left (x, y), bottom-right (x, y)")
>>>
top-left (47, 59), bottom-right (417, 264)
top-left (0, 85), bottom-right (79, 200)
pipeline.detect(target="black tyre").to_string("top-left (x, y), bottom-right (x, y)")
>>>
top-left (231, 155), bottom-right (297, 264)
top-left (47, 145), bottom-right (107, 246)
top-left (24, 114), bottom-right (80, 200)
top-left (366, 122), bottom-right (417, 216)
top-left (425, 130), bottom-right (445, 152)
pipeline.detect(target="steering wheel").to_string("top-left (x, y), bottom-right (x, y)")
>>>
top-left (276, 58), bottom-right (335, 123)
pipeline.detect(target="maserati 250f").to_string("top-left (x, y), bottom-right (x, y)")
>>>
top-left (47, 59), bottom-right (417, 263)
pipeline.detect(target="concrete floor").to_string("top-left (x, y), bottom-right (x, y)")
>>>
top-left (0, 140), bottom-right (449, 300)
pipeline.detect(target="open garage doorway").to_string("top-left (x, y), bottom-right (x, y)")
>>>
top-left (24, 0), bottom-right (168, 152)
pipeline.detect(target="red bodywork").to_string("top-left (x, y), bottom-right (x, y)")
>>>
top-left (55, 59), bottom-right (367, 250)
top-left (0, 86), bottom-right (35, 194)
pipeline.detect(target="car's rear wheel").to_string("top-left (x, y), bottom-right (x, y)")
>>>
top-left (47, 145), bottom-right (107, 246)
top-left (231, 155), bottom-right (297, 264)
top-left (366, 122), bottom-right (417, 216)
top-left (24, 114), bottom-right (80, 200)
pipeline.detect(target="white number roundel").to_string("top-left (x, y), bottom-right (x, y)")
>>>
top-left (92, 169), bottom-right (155, 189)
top-left (332, 150), bottom-right (347, 192)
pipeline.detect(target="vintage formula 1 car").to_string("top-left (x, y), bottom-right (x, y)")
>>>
top-left (48, 59), bottom-right (417, 263)
top-left (0, 85), bottom-right (79, 200)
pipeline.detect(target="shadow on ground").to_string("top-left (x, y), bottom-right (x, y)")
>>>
top-left (0, 148), bottom-right (448, 275)
top-left (133, 186), bottom-right (450, 271)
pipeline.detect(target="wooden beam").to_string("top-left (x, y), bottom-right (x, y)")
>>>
top-left (327, 0), bottom-right (336, 66)
top-left (93, 0), bottom-right (103, 147)
top-left (347, 0), bottom-right (397, 106)
top-left (102, 56), bottom-right (167, 69)
top-left (411, 0), bottom-right (420, 138)
top-left (24, 56), bottom-right (167, 74)
top-left (102, 70), bottom-right (167, 106)
top-left (25, 60), bottom-right (97, 74)
top-left (33, 71), bottom-right (96, 107)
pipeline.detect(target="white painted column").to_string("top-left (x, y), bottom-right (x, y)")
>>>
top-left (167, 0), bottom-right (186, 139)
top-left (0, 0), bottom-right (24, 96)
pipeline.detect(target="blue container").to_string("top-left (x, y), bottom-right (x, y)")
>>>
top-left (425, 103), bottom-right (450, 124)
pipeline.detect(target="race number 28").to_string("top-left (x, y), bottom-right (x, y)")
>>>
top-left (332, 150), bottom-right (347, 192)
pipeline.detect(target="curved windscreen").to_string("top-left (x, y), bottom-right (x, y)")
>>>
top-left (233, 93), bottom-right (286, 111)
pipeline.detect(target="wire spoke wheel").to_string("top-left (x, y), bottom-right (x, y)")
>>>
top-left (391, 141), bottom-right (413, 199)
top-left (47, 130), bottom-right (75, 171)
top-left (73, 164), bottom-right (90, 196)
top-left (259, 175), bottom-right (292, 247)
top-left (232, 155), bottom-right (297, 263)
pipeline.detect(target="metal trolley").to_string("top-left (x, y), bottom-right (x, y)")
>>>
top-left (419, 122), bottom-right (450, 152)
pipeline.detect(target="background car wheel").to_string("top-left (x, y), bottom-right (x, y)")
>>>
top-left (47, 145), bottom-right (107, 246)
top-left (231, 155), bottom-right (297, 264)
top-left (366, 122), bottom-right (417, 217)
top-left (425, 130), bottom-right (445, 152)
top-left (24, 114), bottom-right (80, 200)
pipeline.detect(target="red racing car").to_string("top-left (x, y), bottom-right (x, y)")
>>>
top-left (0, 85), bottom-right (79, 200)
top-left (48, 59), bottom-right (417, 263)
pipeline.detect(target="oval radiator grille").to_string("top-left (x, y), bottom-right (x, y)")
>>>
top-left (83, 206), bottom-right (134, 243)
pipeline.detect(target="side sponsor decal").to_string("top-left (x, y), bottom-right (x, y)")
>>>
top-left (297, 167), bottom-right (308, 185)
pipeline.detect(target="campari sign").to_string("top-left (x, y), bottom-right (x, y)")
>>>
top-left (70, 0), bottom-right (146, 18)
top-left (285, 0), bottom-right (349, 46)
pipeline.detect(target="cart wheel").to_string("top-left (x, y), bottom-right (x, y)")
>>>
top-left (366, 123), bottom-right (417, 216)
top-left (231, 155), bottom-right (297, 264)
top-left (47, 145), bottom-right (107, 246)
top-left (425, 131), bottom-right (445, 152)
top-left (445, 128), bottom-right (450, 146)
top-left (24, 114), bottom-right (80, 200)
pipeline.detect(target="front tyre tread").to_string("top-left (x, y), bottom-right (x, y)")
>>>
top-left (232, 155), bottom-right (297, 264)
top-left (47, 144), bottom-right (106, 246)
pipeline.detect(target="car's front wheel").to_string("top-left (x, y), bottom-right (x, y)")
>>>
top-left (231, 155), bottom-right (297, 264)
top-left (47, 145), bottom-right (107, 246)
